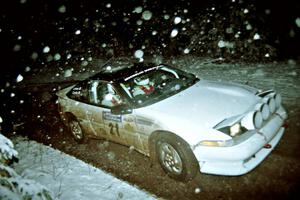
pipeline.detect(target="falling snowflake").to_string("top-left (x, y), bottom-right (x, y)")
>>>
top-left (136, 20), bottom-right (143, 26)
top-left (183, 48), bottom-right (190, 54)
top-left (218, 40), bottom-right (226, 48)
top-left (43, 46), bottom-right (50, 53)
top-left (106, 65), bottom-right (111, 71)
top-left (174, 84), bottom-right (181, 90)
top-left (218, 40), bottom-right (234, 48)
top-left (31, 52), bottom-right (38, 60)
top-left (25, 66), bottom-right (31, 72)
top-left (234, 32), bottom-right (240, 38)
top-left (142, 10), bottom-right (152, 20)
top-left (174, 16), bottom-right (182, 24)
top-left (243, 9), bottom-right (249, 14)
top-left (66, 53), bottom-right (72, 59)
top-left (265, 9), bottom-right (271, 15)
top-left (152, 30), bottom-right (157, 35)
top-left (226, 27), bottom-right (233, 34)
top-left (134, 50), bottom-right (144, 59)
top-left (13, 44), bottom-right (21, 52)
top-left (194, 187), bottom-right (201, 194)
top-left (58, 5), bottom-right (66, 13)
top-left (64, 69), bottom-right (72, 77)
top-left (54, 53), bottom-right (61, 61)
top-left (164, 14), bottom-right (170, 20)
top-left (75, 30), bottom-right (81, 35)
top-left (133, 6), bottom-right (143, 14)
top-left (16, 74), bottom-right (23, 82)
top-left (81, 60), bottom-right (88, 66)
top-left (170, 29), bottom-right (178, 38)
top-left (253, 33), bottom-right (260, 40)
top-left (246, 24), bottom-right (252, 30)
top-left (296, 18), bottom-right (300, 28)
top-left (107, 151), bottom-right (115, 161)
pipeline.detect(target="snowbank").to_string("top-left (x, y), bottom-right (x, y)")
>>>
top-left (11, 136), bottom-right (156, 200)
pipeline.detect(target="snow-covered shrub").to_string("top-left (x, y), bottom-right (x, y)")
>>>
top-left (0, 133), bottom-right (18, 165)
top-left (0, 134), bottom-right (53, 200)
top-left (0, 165), bottom-right (53, 200)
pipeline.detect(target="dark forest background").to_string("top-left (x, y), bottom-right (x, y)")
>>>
top-left (0, 0), bottom-right (299, 78)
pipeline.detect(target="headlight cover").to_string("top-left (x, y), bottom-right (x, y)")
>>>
top-left (218, 122), bottom-right (247, 137)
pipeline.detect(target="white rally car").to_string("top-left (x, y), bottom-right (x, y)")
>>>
top-left (56, 60), bottom-right (287, 181)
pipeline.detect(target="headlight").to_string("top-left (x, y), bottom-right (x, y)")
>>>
top-left (261, 103), bottom-right (270, 120)
top-left (267, 97), bottom-right (276, 113)
top-left (217, 122), bottom-right (246, 137)
top-left (230, 123), bottom-right (241, 137)
top-left (253, 111), bottom-right (263, 129)
top-left (199, 139), bottom-right (234, 147)
top-left (274, 93), bottom-right (282, 108)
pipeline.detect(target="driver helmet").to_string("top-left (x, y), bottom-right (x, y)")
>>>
top-left (134, 77), bottom-right (149, 86)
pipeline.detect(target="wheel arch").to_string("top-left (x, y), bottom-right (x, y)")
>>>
top-left (149, 130), bottom-right (200, 181)
top-left (60, 111), bottom-right (76, 125)
top-left (148, 130), bottom-right (198, 164)
top-left (64, 112), bottom-right (76, 120)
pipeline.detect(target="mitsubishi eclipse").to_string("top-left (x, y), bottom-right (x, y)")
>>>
top-left (56, 60), bottom-right (287, 181)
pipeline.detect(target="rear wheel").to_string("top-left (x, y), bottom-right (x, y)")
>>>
top-left (68, 116), bottom-right (86, 143)
top-left (155, 133), bottom-right (199, 182)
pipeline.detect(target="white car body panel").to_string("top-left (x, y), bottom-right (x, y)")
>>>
top-left (135, 80), bottom-right (260, 145)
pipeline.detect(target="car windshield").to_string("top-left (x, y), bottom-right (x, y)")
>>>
top-left (119, 64), bottom-right (199, 107)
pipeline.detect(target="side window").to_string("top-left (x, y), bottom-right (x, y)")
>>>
top-left (68, 82), bottom-right (89, 102)
top-left (88, 81), bottom-right (122, 108)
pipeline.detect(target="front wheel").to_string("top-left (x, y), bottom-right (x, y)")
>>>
top-left (68, 117), bottom-right (86, 143)
top-left (155, 133), bottom-right (199, 182)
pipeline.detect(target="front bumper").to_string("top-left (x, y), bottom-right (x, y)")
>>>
top-left (193, 107), bottom-right (287, 176)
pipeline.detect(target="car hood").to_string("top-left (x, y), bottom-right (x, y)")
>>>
top-left (137, 80), bottom-right (259, 130)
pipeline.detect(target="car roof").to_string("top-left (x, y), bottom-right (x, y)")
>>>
top-left (91, 58), bottom-right (158, 82)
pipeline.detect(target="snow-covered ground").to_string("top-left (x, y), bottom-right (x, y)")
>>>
top-left (9, 136), bottom-right (156, 200)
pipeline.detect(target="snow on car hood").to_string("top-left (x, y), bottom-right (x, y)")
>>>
top-left (137, 80), bottom-right (259, 132)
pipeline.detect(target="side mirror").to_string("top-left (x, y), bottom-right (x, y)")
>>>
top-left (111, 104), bottom-right (133, 115)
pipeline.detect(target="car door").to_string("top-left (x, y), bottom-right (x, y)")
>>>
top-left (87, 80), bottom-right (149, 151)
top-left (85, 80), bottom-right (131, 145)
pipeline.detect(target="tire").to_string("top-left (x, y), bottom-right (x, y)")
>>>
top-left (155, 133), bottom-right (199, 182)
top-left (67, 116), bottom-right (86, 143)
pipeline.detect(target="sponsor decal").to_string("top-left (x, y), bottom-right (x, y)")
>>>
top-left (137, 118), bottom-right (153, 126)
top-left (124, 66), bottom-right (159, 81)
top-left (123, 116), bottom-right (134, 122)
top-left (103, 111), bottom-right (122, 122)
